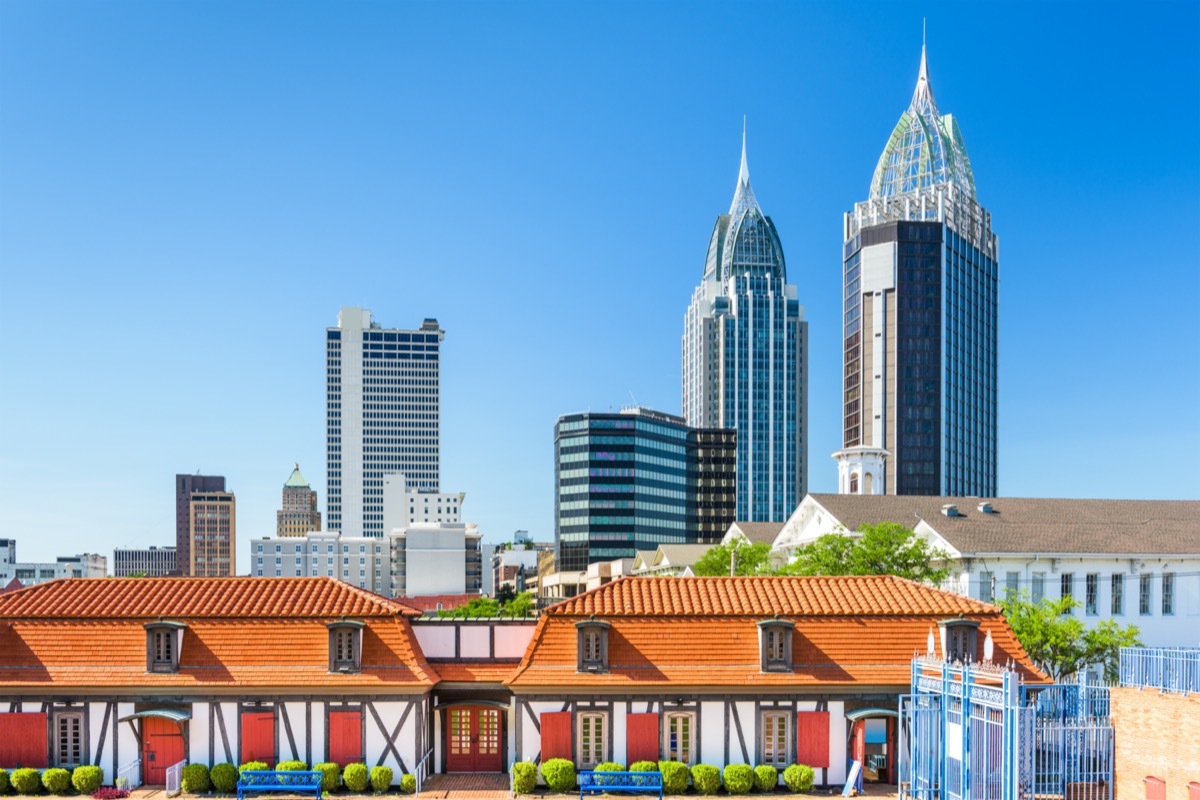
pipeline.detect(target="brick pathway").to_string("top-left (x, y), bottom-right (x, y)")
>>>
top-left (419, 774), bottom-right (511, 800)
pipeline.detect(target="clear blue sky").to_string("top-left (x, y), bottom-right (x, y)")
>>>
top-left (1, 1), bottom-right (1197, 567)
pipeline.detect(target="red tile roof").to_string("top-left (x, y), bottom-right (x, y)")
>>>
top-left (432, 661), bottom-right (521, 683)
top-left (402, 593), bottom-right (481, 613)
top-left (507, 576), bottom-right (1045, 689)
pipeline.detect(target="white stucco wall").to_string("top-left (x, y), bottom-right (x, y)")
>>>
top-left (495, 625), bottom-right (535, 658)
top-left (364, 701), bottom-right (414, 779)
top-left (459, 625), bottom-right (491, 659)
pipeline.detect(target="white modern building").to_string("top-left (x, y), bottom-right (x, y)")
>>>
top-left (756, 494), bottom-right (1200, 647)
top-left (0, 538), bottom-right (106, 586)
top-left (327, 307), bottom-right (444, 538)
top-left (113, 545), bottom-right (177, 577)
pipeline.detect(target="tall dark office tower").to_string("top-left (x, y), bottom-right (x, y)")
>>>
top-left (683, 131), bottom-right (807, 522)
top-left (836, 47), bottom-right (998, 496)
top-left (175, 474), bottom-right (225, 575)
top-left (554, 407), bottom-right (736, 571)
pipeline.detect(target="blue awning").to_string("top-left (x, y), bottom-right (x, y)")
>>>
top-left (845, 708), bottom-right (899, 722)
top-left (117, 709), bottom-right (192, 724)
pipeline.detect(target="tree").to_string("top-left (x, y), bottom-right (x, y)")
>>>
top-left (1000, 594), bottom-right (1142, 681)
top-left (692, 540), bottom-right (774, 576)
top-left (781, 522), bottom-right (951, 584)
top-left (496, 583), bottom-right (517, 604)
top-left (436, 590), bottom-right (537, 618)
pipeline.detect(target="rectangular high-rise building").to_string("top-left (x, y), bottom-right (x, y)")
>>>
top-left (277, 463), bottom-right (321, 537)
top-left (327, 307), bottom-right (444, 538)
top-left (175, 473), bottom-right (225, 575)
top-left (189, 491), bottom-right (235, 576)
top-left (836, 47), bottom-right (998, 497)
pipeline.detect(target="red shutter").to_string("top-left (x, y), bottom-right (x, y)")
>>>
top-left (626, 714), bottom-right (659, 764)
top-left (241, 711), bottom-right (276, 766)
top-left (796, 711), bottom-right (830, 768)
top-left (0, 713), bottom-right (48, 767)
top-left (540, 712), bottom-right (572, 760)
top-left (1186, 782), bottom-right (1200, 800)
top-left (1145, 777), bottom-right (1166, 800)
top-left (329, 710), bottom-right (363, 764)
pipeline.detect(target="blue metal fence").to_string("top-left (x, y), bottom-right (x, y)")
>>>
top-left (1022, 672), bottom-right (1110, 722)
top-left (1118, 647), bottom-right (1200, 694)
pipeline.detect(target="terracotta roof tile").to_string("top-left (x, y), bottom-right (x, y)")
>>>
top-left (432, 661), bottom-right (520, 683)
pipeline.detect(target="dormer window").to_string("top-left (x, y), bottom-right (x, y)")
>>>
top-left (576, 620), bottom-right (610, 672)
top-left (145, 621), bottom-right (186, 673)
top-left (327, 620), bottom-right (364, 673)
top-left (758, 619), bottom-right (794, 672)
top-left (939, 618), bottom-right (980, 663)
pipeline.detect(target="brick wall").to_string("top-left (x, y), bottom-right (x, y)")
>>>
top-left (1110, 686), bottom-right (1200, 800)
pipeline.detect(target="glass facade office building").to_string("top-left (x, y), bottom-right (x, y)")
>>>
top-left (837, 48), bottom-right (999, 497)
top-left (554, 408), bottom-right (736, 571)
top-left (683, 134), bottom-right (807, 522)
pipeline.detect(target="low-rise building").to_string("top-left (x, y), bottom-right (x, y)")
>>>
top-left (113, 545), bottom-right (177, 577)
top-left (0, 538), bottom-right (106, 586)
top-left (630, 543), bottom-right (713, 577)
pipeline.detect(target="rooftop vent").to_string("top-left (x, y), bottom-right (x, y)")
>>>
top-left (977, 502), bottom-right (995, 514)
top-left (941, 504), bottom-right (959, 517)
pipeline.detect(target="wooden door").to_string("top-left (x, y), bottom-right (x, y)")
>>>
top-left (241, 711), bottom-right (276, 766)
top-left (143, 718), bottom-right (185, 785)
top-left (329, 710), bottom-right (363, 765)
top-left (851, 720), bottom-right (866, 766)
top-left (446, 707), bottom-right (503, 772)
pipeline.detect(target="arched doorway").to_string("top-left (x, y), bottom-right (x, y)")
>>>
top-left (445, 705), bottom-right (503, 772)
top-left (846, 708), bottom-right (898, 787)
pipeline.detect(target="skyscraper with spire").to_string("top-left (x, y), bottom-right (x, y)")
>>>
top-left (835, 46), bottom-right (998, 497)
top-left (683, 131), bottom-right (807, 522)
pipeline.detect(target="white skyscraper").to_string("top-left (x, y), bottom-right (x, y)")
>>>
top-left (327, 307), bottom-right (444, 537)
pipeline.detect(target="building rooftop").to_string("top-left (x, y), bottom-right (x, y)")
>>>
top-left (727, 520), bottom-right (788, 545)
top-left (283, 463), bottom-right (310, 489)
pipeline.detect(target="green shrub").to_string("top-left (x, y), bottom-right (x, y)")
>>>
top-left (510, 762), bottom-right (537, 795)
top-left (70, 767), bottom-right (103, 796)
top-left (399, 774), bottom-right (416, 795)
top-left (11, 769), bottom-right (40, 796)
top-left (594, 763), bottom-right (625, 772)
top-left (752, 765), bottom-right (778, 792)
top-left (657, 761), bottom-right (689, 795)
top-left (41, 769), bottom-right (70, 796)
top-left (0, 769), bottom-right (10, 795)
top-left (690, 765), bottom-right (720, 796)
top-left (275, 762), bottom-right (306, 772)
top-left (238, 763), bottom-right (268, 775)
top-left (629, 762), bottom-right (659, 773)
top-left (369, 767), bottom-right (392, 793)
top-left (211, 763), bottom-right (239, 794)
top-left (541, 759), bottom-right (576, 793)
top-left (342, 764), bottom-right (369, 794)
top-left (782, 765), bottom-right (814, 793)
top-left (723, 765), bottom-right (754, 795)
top-left (312, 764), bottom-right (340, 793)
top-left (181, 764), bottom-right (211, 794)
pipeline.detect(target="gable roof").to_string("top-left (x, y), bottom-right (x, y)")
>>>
top-left (653, 544), bottom-right (712, 567)
top-left (727, 521), bottom-right (787, 545)
top-left (808, 495), bottom-right (1200, 555)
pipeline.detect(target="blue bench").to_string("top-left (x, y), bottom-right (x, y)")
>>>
top-left (236, 770), bottom-right (323, 800)
top-left (579, 770), bottom-right (663, 800)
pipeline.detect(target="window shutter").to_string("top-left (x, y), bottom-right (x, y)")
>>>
top-left (540, 712), bottom-right (572, 760)
top-left (0, 713), bottom-right (49, 767)
top-left (796, 711), bottom-right (830, 768)
top-left (626, 713), bottom-right (659, 764)
top-left (1144, 777), bottom-right (1166, 800)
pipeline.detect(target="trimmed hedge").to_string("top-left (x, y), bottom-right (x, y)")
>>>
top-left (313, 764), bottom-right (340, 793)
top-left (12, 769), bottom-right (40, 796)
top-left (369, 767), bottom-right (393, 793)
top-left (211, 763), bottom-right (239, 794)
top-left (782, 764), bottom-right (815, 793)
top-left (541, 759), bottom-right (576, 793)
top-left (42, 769), bottom-right (71, 796)
top-left (629, 762), bottom-right (659, 773)
top-left (689, 765), bottom-right (720, 796)
top-left (71, 768), bottom-right (104, 796)
top-left (0, 770), bottom-right (10, 796)
top-left (657, 761), bottom-right (689, 795)
top-left (752, 765), bottom-right (778, 792)
top-left (276, 762), bottom-right (307, 772)
top-left (723, 765), bottom-right (754, 795)
top-left (399, 774), bottom-right (416, 795)
top-left (238, 763), bottom-right (268, 775)
top-left (181, 764), bottom-right (211, 794)
top-left (343, 764), bottom-right (369, 794)
top-left (594, 763), bottom-right (625, 772)
top-left (510, 762), bottom-right (537, 795)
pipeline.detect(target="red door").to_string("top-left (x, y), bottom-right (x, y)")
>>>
top-left (851, 720), bottom-right (866, 765)
top-left (446, 707), bottom-right (502, 772)
top-left (329, 711), bottom-right (363, 765)
top-left (241, 711), bottom-right (276, 766)
top-left (143, 718), bottom-right (186, 785)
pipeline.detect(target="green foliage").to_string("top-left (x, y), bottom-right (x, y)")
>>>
top-left (722, 765), bottom-right (754, 794)
top-left (275, 762), bottom-right (307, 772)
top-left (752, 765), bottom-right (778, 792)
top-left (11, 769), bottom-right (40, 795)
top-left (657, 762), bottom-right (689, 795)
top-left (629, 762), bottom-right (659, 773)
top-left (781, 522), bottom-right (951, 583)
top-left (342, 764), bottom-right (369, 794)
top-left (0, 769), bottom-right (10, 795)
top-left (1000, 593), bottom-right (1143, 681)
top-left (181, 764), bottom-right (211, 794)
top-left (510, 762), bottom-right (537, 795)
top-left (593, 763), bottom-right (625, 772)
top-left (540, 759), bottom-right (576, 792)
top-left (311, 764), bottom-right (340, 794)
top-left (693, 541), bottom-right (774, 577)
top-left (436, 591), bottom-right (537, 618)
top-left (211, 764), bottom-right (239, 794)
top-left (496, 584), bottom-right (517, 604)
top-left (41, 770), bottom-right (70, 796)
top-left (369, 766), bottom-right (392, 793)
top-left (782, 765), bottom-right (814, 793)
top-left (71, 768), bottom-right (103, 796)
top-left (689, 765), bottom-right (720, 795)
top-left (503, 591), bottom-right (537, 617)
top-left (399, 774), bottom-right (415, 795)
top-left (238, 763), bottom-right (269, 775)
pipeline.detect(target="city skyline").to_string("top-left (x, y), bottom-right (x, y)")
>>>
top-left (1, 1), bottom-right (1197, 565)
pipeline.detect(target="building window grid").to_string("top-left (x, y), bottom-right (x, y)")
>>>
top-left (665, 712), bottom-right (695, 765)
top-left (1162, 573), bottom-right (1174, 616)
top-left (577, 712), bottom-right (607, 769)
top-left (760, 711), bottom-right (790, 768)
top-left (1139, 574), bottom-right (1152, 616)
top-left (1111, 574), bottom-right (1124, 616)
